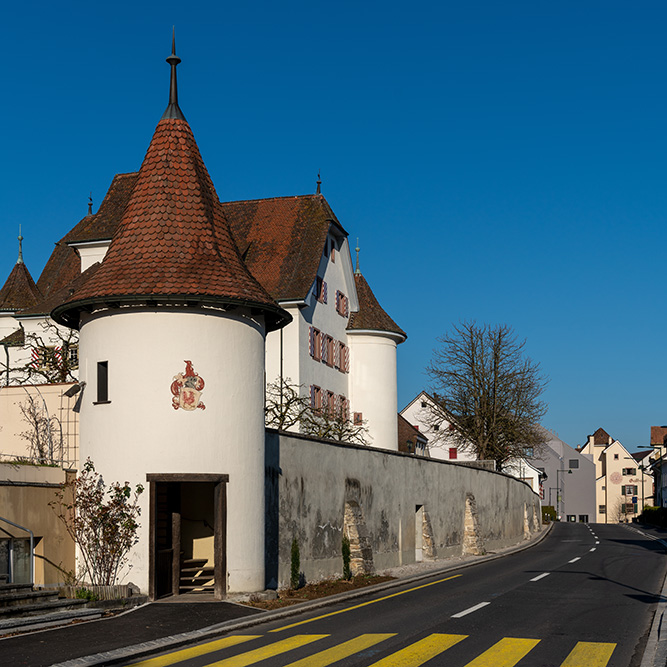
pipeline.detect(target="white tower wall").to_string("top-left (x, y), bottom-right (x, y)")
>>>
top-left (348, 332), bottom-right (399, 450)
top-left (78, 307), bottom-right (267, 593)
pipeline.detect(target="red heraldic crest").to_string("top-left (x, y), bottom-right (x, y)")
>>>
top-left (171, 360), bottom-right (206, 411)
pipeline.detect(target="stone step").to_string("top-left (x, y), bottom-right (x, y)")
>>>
top-left (0, 589), bottom-right (59, 608)
top-left (0, 597), bottom-right (88, 618)
top-left (0, 583), bottom-right (34, 596)
top-left (179, 585), bottom-right (215, 592)
top-left (180, 566), bottom-right (214, 575)
top-left (0, 607), bottom-right (103, 634)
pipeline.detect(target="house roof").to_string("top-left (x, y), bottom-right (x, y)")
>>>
top-left (33, 173), bottom-right (139, 305)
top-left (0, 261), bottom-right (42, 312)
top-left (398, 413), bottom-right (427, 454)
top-left (650, 426), bottom-right (667, 446)
top-left (22, 263), bottom-right (101, 317)
top-left (0, 327), bottom-right (25, 346)
top-left (347, 273), bottom-right (406, 341)
top-left (53, 115), bottom-right (289, 332)
top-left (52, 46), bottom-right (290, 333)
top-left (591, 427), bottom-right (612, 445)
top-left (224, 194), bottom-right (342, 302)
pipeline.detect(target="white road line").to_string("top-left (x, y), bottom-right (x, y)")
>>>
top-left (590, 548), bottom-right (596, 552)
top-left (530, 573), bottom-right (550, 582)
top-left (452, 602), bottom-right (491, 618)
top-left (568, 557), bottom-right (581, 563)
top-left (595, 541), bottom-right (599, 544)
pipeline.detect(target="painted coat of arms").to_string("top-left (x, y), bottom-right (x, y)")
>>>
top-left (171, 360), bottom-right (206, 411)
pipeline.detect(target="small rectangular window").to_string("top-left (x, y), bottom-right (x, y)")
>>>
top-left (569, 460), bottom-right (579, 469)
top-left (310, 385), bottom-right (322, 410)
top-left (353, 412), bottom-right (363, 425)
top-left (449, 448), bottom-right (458, 460)
top-left (599, 505), bottom-right (606, 514)
top-left (622, 467), bottom-right (636, 476)
top-left (310, 328), bottom-right (322, 362)
top-left (330, 240), bottom-right (336, 262)
top-left (96, 361), bottom-right (109, 403)
top-left (614, 454), bottom-right (619, 460)
top-left (325, 390), bottom-right (335, 416)
top-left (324, 335), bottom-right (334, 367)
top-left (315, 278), bottom-right (328, 303)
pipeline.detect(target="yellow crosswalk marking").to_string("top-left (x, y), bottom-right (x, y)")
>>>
top-left (561, 641), bottom-right (616, 666)
top-left (368, 633), bottom-right (468, 666)
top-left (206, 635), bottom-right (328, 667)
top-left (284, 634), bottom-right (396, 666)
top-left (271, 575), bottom-right (461, 632)
top-left (463, 637), bottom-right (540, 666)
top-left (130, 636), bottom-right (261, 666)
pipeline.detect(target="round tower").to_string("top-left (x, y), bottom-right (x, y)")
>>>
top-left (53, 39), bottom-right (290, 596)
top-left (346, 248), bottom-right (406, 450)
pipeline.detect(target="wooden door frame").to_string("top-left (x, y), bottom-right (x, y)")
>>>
top-left (147, 473), bottom-right (229, 601)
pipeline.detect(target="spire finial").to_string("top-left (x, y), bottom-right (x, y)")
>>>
top-left (161, 27), bottom-right (186, 121)
top-left (316, 170), bottom-right (321, 195)
top-left (354, 238), bottom-right (361, 275)
top-left (87, 192), bottom-right (93, 216)
top-left (17, 225), bottom-right (23, 264)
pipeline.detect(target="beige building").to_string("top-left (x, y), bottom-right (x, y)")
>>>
top-left (579, 427), bottom-right (653, 523)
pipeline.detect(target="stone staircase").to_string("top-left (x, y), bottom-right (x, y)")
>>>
top-left (179, 558), bottom-right (214, 594)
top-left (0, 583), bottom-right (101, 634)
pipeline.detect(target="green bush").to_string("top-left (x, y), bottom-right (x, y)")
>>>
top-left (75, 587), bottom-right (99, 601)
top-left (342, 535), bottom-right (351, 580)
top-left (290, 538), bottom-right (300, 590)
top-left (542, 506), bottom-right (557, 523)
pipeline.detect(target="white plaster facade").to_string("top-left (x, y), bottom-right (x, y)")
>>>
top-left (77, 307), bottom-right (268, 593)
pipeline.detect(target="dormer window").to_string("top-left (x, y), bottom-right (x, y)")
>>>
top-left (330, 239), bottom-right (336, 263)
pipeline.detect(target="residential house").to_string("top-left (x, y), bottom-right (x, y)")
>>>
top-left (524, 428), bottom-right (595, 522)
top-left (578, 427), bottom-right (653, 523)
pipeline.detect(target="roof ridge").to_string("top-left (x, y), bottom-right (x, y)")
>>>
top-left (220, 193), bottom-right (326, 206)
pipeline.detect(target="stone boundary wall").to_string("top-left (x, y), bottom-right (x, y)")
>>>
top-left (265, 430), bottom-right (541, 589)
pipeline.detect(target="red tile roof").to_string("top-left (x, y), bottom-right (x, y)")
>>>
top-left (398, 413), bottom-right (427, 453)
top-left (36, 173), bottom-right (139, 300)
top-left (0, 327), bottom-right (25, 346)
top-left (224, 194), bottom-right (342, 301)
top-left (347, 273), bottom-right (406, 341)
top-left (0, 261), bottom-right (42, 312)
top-left (22, 263), bottom-right (101, 316)
top-left (53, 118), bottom-right (289, 332)
top-left (592, 427), bottom-right (612, 445)
top-left (651, 426), bottom-right (667, 446)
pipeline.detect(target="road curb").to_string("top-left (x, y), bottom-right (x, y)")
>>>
top-left (52, 524), bottom-right (553, 667)
top-left (630, 525), bottom-right (667, 667)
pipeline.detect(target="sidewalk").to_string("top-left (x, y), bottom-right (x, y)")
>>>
top-left (0, 526), bottom-right (551, 667)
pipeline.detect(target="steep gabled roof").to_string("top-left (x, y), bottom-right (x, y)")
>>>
top-left (22, 263), bottom-right (101, 317)
top-left (0, 261), bottom-right (42, 312)
top-left (592, 427), bottom-right (612, 445)
top-left (37, 173), bottom-right (139, 299)
top-left (224, 194), bottom-right (343, 301)
top-left (347, 272), bottom-right (406, 341)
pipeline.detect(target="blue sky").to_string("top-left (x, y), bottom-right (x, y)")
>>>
top-left (2, 1), bottom-right (666, 450)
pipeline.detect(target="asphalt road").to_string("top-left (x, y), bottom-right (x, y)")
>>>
top-left (124, 522), bottom-right (667, 667)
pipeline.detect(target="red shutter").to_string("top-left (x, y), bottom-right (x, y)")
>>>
top-left (322, 281), bottom-right (328, 304)
top-left (309, 326), bottom-right (314, 357)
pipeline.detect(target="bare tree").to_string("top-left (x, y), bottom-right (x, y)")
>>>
top-left (426, 322), bottom-right (548, 470)
top-left (1, 320), bottom-right (79, 386)
top-left (265, 378), bottom-right (369, 446)
top-left (18, 393), bottom-right (63, 464)
top-left (265, 378), bottom-right (312, 431)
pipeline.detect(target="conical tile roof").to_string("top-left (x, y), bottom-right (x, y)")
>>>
top-left (347, 273), bottom-right (406, 341)
top-left (0, 261), bottom-right (42, 312)
top-left (54, 55), bottom-right (289, 332)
